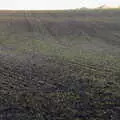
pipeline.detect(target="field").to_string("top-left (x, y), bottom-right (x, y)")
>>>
top-left (0, 9), bottom-right (120, 120)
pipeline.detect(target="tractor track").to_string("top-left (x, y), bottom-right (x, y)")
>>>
top-left (68, 61), bottom-right (114, 75)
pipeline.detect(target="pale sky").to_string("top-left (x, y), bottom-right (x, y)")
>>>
top-left (0, 0), bottom-right (120, 10)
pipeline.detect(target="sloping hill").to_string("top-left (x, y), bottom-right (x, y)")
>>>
top-left (0, 10), bottom-right (120, 120)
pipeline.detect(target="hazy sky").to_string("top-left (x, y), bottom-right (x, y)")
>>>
top-left (0, 0), bottom-right (120, 10)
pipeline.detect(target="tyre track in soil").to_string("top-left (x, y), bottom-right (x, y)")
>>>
top-left (67, 61), bottom-right (114, 77)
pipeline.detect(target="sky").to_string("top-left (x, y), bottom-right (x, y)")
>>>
top-left (0, 0), bottom-right (120, 10)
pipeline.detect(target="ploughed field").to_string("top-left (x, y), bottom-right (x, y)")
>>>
top-left (0, 10), bottom-right (120, 120)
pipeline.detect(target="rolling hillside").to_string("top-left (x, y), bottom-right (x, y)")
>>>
top-left (0, 9), bottom-right (120, 120)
